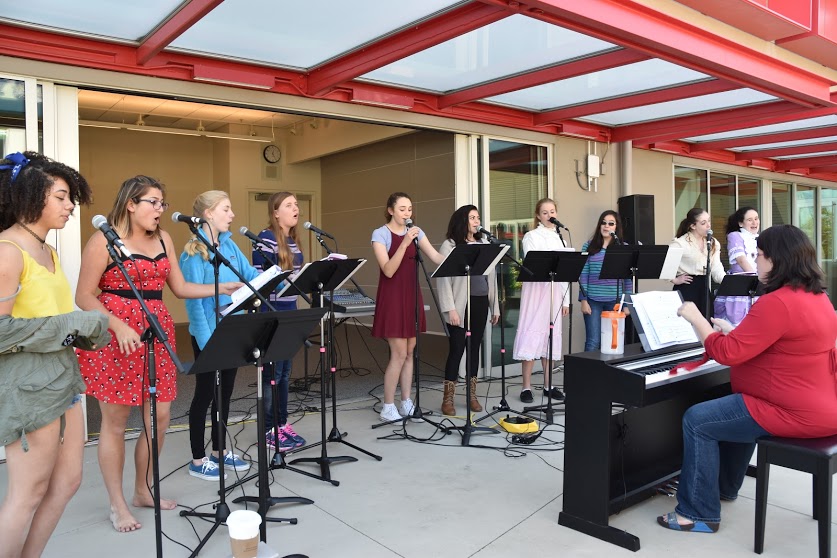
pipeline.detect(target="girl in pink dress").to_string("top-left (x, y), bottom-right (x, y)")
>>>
top-left (513, 198), bottom-right (570, 403)
top-left (76, 176), bottom-right (239, 532)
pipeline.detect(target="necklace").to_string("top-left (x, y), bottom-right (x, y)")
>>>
top-left (18, 222), bottom-right (47, 251)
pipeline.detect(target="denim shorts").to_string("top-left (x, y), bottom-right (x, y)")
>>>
top-left (68, 393), bottom-right (83, 409)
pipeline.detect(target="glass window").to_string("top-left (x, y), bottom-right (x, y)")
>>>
top-left (485, 139), bottom-right (548, 373)
top-left (709, 172), bottom-right (735, 268)
top-left (674, 166), bottom-right (707, 229)
top-left (796, 185), bottom-right (817, 245)
top-left (0, 78), bottom-right (31, 154)
top-left (772, 182), bottom-right (792, 226)
top-left (822, 188), bottom-right (837, 310)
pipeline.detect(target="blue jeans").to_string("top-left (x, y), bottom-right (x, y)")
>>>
top-left (676, 393), bottom-right (770, 523)
top-left (582, 300), bottom-right (617, 352)
top-left (262, 299), bottom-right (297, 429)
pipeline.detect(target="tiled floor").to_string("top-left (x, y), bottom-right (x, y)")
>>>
top-left (1, 379), bottom-right (831, 558)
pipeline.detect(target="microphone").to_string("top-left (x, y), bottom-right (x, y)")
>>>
top-left (404, 218), bottom-right (413, 229)
top-left (477, 226), bottom-right (499, 243)
top-left (303, 221), bottom-right (334, 240)
top-left (171, 212), bottom-right (206, 225)
top-left (92, 215), bottom-right (134, 261)
top-left (239, 226), bottom-right (262, 245)
top-left (610, 231), bottom-right (621, 244)
top-left (548, 217), bottom-right (567, 230)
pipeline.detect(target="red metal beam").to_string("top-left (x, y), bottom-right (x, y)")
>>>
top-left (776, 154), bottom-right (837, 171)
top-left (306, 3), bottom-right (511, 96)
top-left (437, 48), bottom-right (650, 109)
top-left (136, 0), bottom-right (224, 65)
top-left (734, 141), bottom-right (837, 160)
top-left (534, 79), bottom-right (740, 124)
top-left (691, 126), bottom-right (837, 151)
top-left (610, 93), bottom-right (837, 143)
top-left (810, 164), bottom-right (837, 173)
top-left (477, 0), bottom-right (835, 107)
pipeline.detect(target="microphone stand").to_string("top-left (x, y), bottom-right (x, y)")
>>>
top-left (103, 239), bottom-right (183, 558)
top-left (705, 234), bottom-right (712, 319)
top-left (475, 234), bottom-right (540, 425)
top-left (179, 226), bottom-right (289, 557)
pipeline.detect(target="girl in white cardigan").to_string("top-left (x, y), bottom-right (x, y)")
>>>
top-left (436, 205), bottom-right (499, 416)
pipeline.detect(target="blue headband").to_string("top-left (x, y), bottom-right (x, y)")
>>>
top-left (0, 152), bottom-right (30, 183)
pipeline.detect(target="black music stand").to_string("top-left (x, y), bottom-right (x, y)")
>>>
top-left (282, 259), bottom-right (381, 483)
top-left (179, 309), bottom-right (325, 557)
top-left (431, 242), bottom-right (508, 446)
top-left (600, 245), bottom-right (672, 343)
top-left (715, 273), bottom-right (762, 320)
top-left (518, 250), bottom-right (587, 425)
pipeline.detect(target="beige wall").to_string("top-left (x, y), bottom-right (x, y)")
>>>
top-left (79, 125), bottom-right (323, 323)
top-left (321, 130), bottom-right (455, 334)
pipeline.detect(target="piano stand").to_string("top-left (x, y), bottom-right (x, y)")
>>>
top-left (558, 512), bottom-right (640, 551)
top-left (559, 344), bottom-right (730, 551)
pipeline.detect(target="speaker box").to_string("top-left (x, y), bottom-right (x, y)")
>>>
top-left (618, 194), bottom-right (655, 246)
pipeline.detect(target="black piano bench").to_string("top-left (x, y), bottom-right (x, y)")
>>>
top-left (754, 434), bottom-right (837, 558)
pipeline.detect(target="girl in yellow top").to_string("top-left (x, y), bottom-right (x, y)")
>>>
top-left (0, 152), bottom-right (102, 558)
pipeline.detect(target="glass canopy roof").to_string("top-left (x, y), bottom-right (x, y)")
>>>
top-left (0, 0), bottom-right (834, 176)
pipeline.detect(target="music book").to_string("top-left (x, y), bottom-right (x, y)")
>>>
top-left (630, 290), bottom-right (699, 351)
top-left (221, 265), bottom-right (285, 317)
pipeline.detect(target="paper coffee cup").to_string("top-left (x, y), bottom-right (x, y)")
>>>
top-left (227, 510), bottom-right (261, 558)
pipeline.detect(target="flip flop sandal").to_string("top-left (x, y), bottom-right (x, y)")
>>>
top-left (657, 512), bottom-right (719, 533)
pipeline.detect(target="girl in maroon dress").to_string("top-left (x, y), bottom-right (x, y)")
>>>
top-left (76, 176), bottom-right (239, 532)
top-left (371, 192), bottom-right (444, 422)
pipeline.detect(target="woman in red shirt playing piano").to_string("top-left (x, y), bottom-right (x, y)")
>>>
top-left (657, 224), bottom-right (837, 534)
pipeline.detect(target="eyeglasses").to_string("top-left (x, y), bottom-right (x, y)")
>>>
top-left (136, 198), bottom-right (170, 211)
top-left (600, 221), bottom-right (616, 226)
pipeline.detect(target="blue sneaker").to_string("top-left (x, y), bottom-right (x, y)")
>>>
top-left (281, 424), bottom-right (306, 448)
top-left (265, 429), bottom-right (295, 452)
top-left (188, 457), bottom-right (226, 481)
top-left (210, 452), bottom-right (250, 472)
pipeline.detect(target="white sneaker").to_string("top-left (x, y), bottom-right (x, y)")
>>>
top-left (379, 403), bottom-right (402, 422)
top-left (399, 398), bottom-right (415, 417)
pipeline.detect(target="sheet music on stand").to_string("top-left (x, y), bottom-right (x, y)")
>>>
top-left (630, 290), bottom-right (698, 351)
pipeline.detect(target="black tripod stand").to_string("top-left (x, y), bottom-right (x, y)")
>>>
top-left (431, 242), bottom-right (507, 445)
top-left (182, 309), bottom-right (326, 556)
top-left (102, 241), bottom-right (184, 558)
top-left (281, 259), bottom-right (377, 482)
top-left (518, 250), bottom-right (587, 425)
top-left (475, 235), bottom-right (540, 425)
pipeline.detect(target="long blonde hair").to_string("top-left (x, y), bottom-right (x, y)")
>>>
top-left (108, 175), bottom-right (166, 238)
top-left (183, 190), bottom-right (230, 261)
top-left (267, 191), bottom-right (301, 270)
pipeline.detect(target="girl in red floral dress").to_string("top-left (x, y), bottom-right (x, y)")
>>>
top-left (76, 176), bottom-right (239, 532)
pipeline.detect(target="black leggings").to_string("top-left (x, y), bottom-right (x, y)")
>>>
top-left (443, 295), bottom-right (489, 382)
top-left (188, 336), bottom-right (238, 460)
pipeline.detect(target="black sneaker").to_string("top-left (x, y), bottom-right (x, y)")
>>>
top-left (520, 389), bottom-right (534, 403)
top-left (543, 387), bottom-right (565, 400)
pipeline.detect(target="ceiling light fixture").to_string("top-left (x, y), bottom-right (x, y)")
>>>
top-left (78, 120), bottom-right (272, 142)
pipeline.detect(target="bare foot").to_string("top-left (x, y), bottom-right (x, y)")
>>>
top-left (133, 493), bottom-right (177, 510)
top-left (109, 507), bottom-right (142, 532)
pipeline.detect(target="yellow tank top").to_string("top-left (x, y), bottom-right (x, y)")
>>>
top-left (0, 240), bottom-right (73, 318)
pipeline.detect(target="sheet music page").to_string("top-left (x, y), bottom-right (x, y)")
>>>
top-left (230, 265), bottom-right (282, 305)
top-left (631, 291), bottom-right (698, 349)
top-left (659, 245), bottom-right (683, 280)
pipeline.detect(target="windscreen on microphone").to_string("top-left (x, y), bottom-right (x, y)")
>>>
top-left (404, 218), bottom-right (413, 228)
top-left (548, 217), bottom-right (566, 229)
top-left (303, 221), bottom-right (335, 239)
top-left (92, 214), bottom-right (134, 261)
top-left (706, 229), bottom-right (714, 238)
top-left (171, 212), bottom-right (206, 225)
top-left (610, 231), bottom-right (621, 244)
top-left (239, 226), bottom-right (262, 244)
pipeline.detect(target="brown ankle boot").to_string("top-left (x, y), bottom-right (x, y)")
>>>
top-left (441, 380), bottom-right (456, 416)
top-left (469, 376), bottom-right (482, 412)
